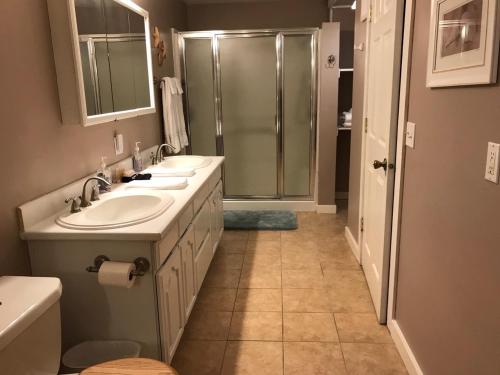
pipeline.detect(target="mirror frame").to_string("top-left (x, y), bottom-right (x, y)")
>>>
top-left (68, 0), bottom-right (156, 126)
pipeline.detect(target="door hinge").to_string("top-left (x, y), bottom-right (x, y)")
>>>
top-left (364, 118), bottom-right (368, 134)
top-left (360, 217), bottom-right (364, 232)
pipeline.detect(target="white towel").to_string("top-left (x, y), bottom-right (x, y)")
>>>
top-left (161, 77), bottom-right (189, 153)
top-left (174, 78), bottom-right (184, 94)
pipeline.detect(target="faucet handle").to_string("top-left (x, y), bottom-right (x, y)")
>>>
top-left (90, 184), bottom-right (100, 202)
top-left (65, 197), bottom-right (81, 214)
top-left (150, 152), bottom-right (157, 165)
top-left (166, 143), bottom-right (176, 153)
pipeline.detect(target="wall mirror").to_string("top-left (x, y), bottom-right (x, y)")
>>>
top-left (48, 0), bottom-right (156, 126)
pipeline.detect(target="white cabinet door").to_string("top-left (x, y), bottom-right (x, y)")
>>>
top-left (179, 226), bottom-right (196, 321)
top-left (216, 181), bottom-right (224, 238)
top-left (194, 233), bottom-right (212, 293)
top-left (157, 247), bottom-right (184, 363)
top-left (209, 188), bottom-right (219, 253)
top-left (192, 200), bottom-right (211, 255)
top-left (210, 181), bottom-right (224, 253)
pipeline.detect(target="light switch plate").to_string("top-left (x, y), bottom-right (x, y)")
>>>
top-left (114, 134), bottom-right (124, 156)
top-left (485, 142), bottom-right (500, 184)
top-left (405, 122), bottom-right (416, 148)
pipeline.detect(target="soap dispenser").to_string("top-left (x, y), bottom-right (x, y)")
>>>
top-left (97, 157), bottom-right (112, 192)
top-left (132, 142), bottom-right (143, 172)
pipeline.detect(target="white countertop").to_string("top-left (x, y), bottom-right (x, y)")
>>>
top-left (20, 157), bottom-right (224, 242)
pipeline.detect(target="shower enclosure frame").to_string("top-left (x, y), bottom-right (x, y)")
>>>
top-left (177, 28), bottom-right (319, 201)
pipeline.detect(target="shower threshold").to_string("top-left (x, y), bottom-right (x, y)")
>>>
top-left (223, 200), bottom-right (317, 212)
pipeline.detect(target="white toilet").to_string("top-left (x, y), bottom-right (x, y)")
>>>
top-left (0, 276), bottom-right (65, 375)
top-left (0, 276), bottom-right (142, 375)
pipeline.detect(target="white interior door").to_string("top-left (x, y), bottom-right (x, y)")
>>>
top-left (361, 0), bottom-right (404, 323)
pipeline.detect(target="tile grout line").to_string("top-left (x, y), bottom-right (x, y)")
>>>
top-left (218, 232), bottom-right (248, 375)
top-left (332, 312), bottom-right (349, 373)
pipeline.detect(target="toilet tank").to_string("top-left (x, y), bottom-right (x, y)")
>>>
top-left (0, 276), bottom-right (62, 375)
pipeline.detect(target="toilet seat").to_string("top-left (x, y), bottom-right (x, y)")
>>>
top-left (81, 358), bottom-right (179, 375)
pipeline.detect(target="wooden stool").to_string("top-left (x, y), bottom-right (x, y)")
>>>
top-left (81, 358), bottom-right (179, 375)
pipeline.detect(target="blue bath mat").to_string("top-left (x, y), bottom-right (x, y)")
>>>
top-left (224, 210), bottom-right (297, 230)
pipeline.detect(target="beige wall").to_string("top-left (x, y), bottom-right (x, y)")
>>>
top-left (348, 1), bottom-right (500, 372)
top-left (395, 1), bottom-right (500, 373)
top-left (186, 0), bottom-right (354, 31)
top-left (346, 5), bottom-right (366, 238)
top-left (0, 0), bottom-right (186, 276)
top-left (317, 22), bottom-right (340, 205)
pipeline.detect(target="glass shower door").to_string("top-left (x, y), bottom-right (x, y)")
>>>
top-left (184, 37), bottom-right (217, 156)
top-left (218, 36), bottom-right (278, 197)
top-left (282, 34), bottom-right (315, 197)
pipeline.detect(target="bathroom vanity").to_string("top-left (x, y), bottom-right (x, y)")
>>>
top-left (19, 156), bottom-right (225, 363)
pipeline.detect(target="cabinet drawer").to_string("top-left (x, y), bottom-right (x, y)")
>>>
top-left (208, 166), bottom-right (222, 191)
top-left (178, 203), bottom-right (193, 237)
top-left (192, 200), bottom-right (210, 255)
top-left (195, 233), bottom-right (212, 293)
top-left (157, 222), bottom-right (179, 267)
top-left (193, 182), bottom-right (210, 214)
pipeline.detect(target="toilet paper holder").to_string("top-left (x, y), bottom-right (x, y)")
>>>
top-left (86, 255), bottom-right (150, 277)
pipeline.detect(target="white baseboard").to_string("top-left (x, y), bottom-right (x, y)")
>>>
top-left (223, 200), bottom-right (317, 212)
top-left (388, 320), bottom-right (424, 375)
top-left (222, 201), bottom-right (339, 215)
top-left (316, 205), bottom-right (337, 214)
top-left (344, 226), bottom-right (361, 263)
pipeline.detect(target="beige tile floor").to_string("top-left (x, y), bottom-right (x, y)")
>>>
top-left (172, 205), bottom-right (408, 375)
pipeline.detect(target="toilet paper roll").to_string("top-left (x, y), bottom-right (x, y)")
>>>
top-left (97, 261), bottom-right (136, 288)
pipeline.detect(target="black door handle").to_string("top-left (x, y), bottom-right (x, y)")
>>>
top-left (373, 158), bottom-right (393, 172)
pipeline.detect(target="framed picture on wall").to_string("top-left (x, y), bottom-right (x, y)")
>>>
top-left (426, 0), bottom-right (500, 87)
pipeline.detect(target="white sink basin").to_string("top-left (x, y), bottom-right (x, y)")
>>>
top-left (160, 156), bottom-right (211, 170)
top-left (143, 166), bottom-right (195, 178)
top-left (56, 191), bottom-right (174, 230)
top-left (126, 177), bottom-right (188, 190)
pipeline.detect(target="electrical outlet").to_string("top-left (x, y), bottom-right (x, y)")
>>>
top-left (485, 142), bottom-right (500, 184)
top-left (405, 122), bottom-right (416, 148)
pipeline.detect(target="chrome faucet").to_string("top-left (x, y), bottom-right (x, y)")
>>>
top-left (155, 143), bottom-right (176, 164)
top-left (80, 177), bottom-right (111, 208)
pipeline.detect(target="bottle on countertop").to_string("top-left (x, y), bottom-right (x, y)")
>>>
top-left (97, 156), bottom-right (112, 192)
top-left (132, 142), bottom-right (143, 173)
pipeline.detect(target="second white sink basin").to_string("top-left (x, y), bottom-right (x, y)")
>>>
top-left (56, 191), bottom-right (174, 230)
top-left (126, 177), bottom-right (188, 190)
top-left (160, 156), bottom-right (211, 170)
